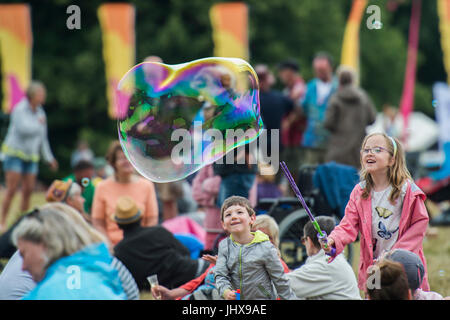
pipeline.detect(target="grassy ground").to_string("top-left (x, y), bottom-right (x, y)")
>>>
top-left (1, 191), bottom-right (449, 299)
top-left (350, 230), bottom-right (450, 297)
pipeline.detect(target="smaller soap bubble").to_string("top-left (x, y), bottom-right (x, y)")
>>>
top-left (439, 270), bottom-right (445, 277)
top-left (432, 99), bottom-right (438, 108)
top-left (81, 178), bottom-right (90, 188)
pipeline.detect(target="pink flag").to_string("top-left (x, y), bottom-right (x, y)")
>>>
top-left (399, 0), bottom-right (422, 144)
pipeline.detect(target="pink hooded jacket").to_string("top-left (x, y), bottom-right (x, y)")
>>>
top-left (328, 180), bottom-right (430, 292)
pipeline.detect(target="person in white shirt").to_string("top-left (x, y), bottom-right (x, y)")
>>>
top-left (286, 216), bottom-right (361, 300)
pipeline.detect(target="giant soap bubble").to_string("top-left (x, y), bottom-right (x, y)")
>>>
top-left (116, 57), bottom-right (263, 182)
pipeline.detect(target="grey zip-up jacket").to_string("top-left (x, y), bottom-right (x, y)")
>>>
top-left (214, 230), bottom-right (296, 300)
top-left (2, 98), bottom-right (54, 163)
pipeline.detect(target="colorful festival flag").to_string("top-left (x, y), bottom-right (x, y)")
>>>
top-left (340, 0), bottom-right (367, 77)
top-left (98, 3), bottom-right (135, 119)
top-left (0, 4), bottom-right (32, 113)
top-left (437, 0), bottom-right (450, 84)
top-left (209, 3), bottom-right (249, 61)
top-left (399, 0), bottom-right (422, 143)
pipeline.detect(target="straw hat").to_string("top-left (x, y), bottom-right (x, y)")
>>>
top-left (46, 179), bottom-right (73, 202)
top-left (113, 196), bottom-right (142, 224)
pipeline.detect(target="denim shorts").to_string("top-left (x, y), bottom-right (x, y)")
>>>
top-left (2, 155), bottom-right (39, 175)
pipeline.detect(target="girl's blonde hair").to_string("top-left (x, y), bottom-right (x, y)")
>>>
top-left (252, 214), bottom-right (280, 248)
top-left (360, 133), bottom-right (412, 204)
top-left (12, 202), bottom-right (109, 269)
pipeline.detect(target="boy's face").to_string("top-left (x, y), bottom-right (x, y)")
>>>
top-left (221, 205), bottom-right (256, 235)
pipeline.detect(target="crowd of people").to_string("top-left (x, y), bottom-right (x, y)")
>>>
top-left (0, 53), bottom-right (449, 300)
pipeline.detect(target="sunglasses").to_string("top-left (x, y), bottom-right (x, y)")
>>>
top-left (27, 208), bottom-right (43, 223)
top-left (301, 236), bottom-right (307, 245)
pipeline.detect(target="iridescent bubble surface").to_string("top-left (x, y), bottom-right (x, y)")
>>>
top-left (116, 57), bottom-right (263, 182)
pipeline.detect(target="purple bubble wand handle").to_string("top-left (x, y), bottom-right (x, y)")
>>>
top-left (279, 161), bottom-right (315, 224)
top-left (280, 161), bottom-right (336, 257)
top-left (317, 231), bottom-right (336, 257)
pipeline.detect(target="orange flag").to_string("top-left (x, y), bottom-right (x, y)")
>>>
top-left (0, 4), bottom-right (32, 113)
top-left (98, 3), bottom-right (135, 119)
top-left (209, 3), bottom-right (249, 61)
top-left (340, 0), bottom-right (367, 79)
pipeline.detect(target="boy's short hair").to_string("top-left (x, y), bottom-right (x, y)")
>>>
top-left (303, 216), bottom-right (335, 249)
top-left (367, 260), bottom-right (411, 300)
top-left (220, 196), bottom-right (255, 221)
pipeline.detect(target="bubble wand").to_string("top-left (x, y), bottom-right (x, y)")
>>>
top-left (279, 161), bottom-right (336, 257)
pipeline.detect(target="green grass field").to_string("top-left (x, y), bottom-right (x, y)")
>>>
top-left (1, 191), bottom-right (449, 299)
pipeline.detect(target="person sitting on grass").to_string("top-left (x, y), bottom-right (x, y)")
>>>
top-left (0, 187), bottom-right (139, 300)
top-left (10, 203), bottom-right (126, 299)
top-left (366, 259), bottom-right (412, 300)
top-left (0, 179), bottom-right (88, 260)
top-left (113, 196), bottom-right (209, 291)
top-left (383, 249), bottom-right (449, 300)
top-left (286, 216), bottom-right (361, 300)
top-left (63, 160), bottom-right (96, 215)
top-left (214, 196), bottom-right (296, 300)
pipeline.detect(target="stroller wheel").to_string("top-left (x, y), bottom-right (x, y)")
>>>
top-left (278, 210), bottom-right (354, 269)
top-left (278, 209), bottom-right (310, 270)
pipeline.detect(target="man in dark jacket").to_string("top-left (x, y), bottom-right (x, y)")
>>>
top-left (113, 196), bottom-right (209, 290)
top-left (324, 66), bottom-right (377, 168)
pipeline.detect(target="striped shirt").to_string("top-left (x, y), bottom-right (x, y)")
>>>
top-left (111, 257), bottom-right (140, 300)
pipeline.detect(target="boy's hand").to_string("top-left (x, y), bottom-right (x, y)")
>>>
top-left (223, 289), bottom-right (236, 300)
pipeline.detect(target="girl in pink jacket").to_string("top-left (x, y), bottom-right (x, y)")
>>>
top-left (322, 133), bottom-right (430, 293)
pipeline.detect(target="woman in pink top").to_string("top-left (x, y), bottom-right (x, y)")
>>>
top-left (92, 141), bottom-right (158, 246)
top-left (321, 133), bottom-right (430, 293)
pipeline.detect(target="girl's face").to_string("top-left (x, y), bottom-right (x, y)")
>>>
top-left (221, 205), bottom-right (256, 236)
top-left (114, 150), bottom-right (135, 176)
top-left (361, 135), bottom-right (394, 174)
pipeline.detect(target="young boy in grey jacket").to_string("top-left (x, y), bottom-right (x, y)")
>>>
top-left (214, 196), bottom-right (296, 300)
